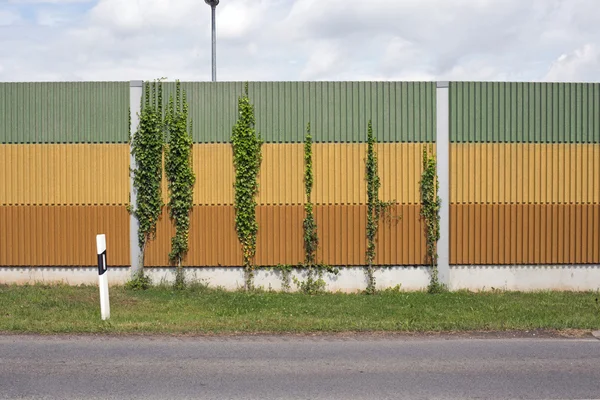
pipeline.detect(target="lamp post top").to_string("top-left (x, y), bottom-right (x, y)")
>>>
top-left (204, 0), bottom-right (219, 7)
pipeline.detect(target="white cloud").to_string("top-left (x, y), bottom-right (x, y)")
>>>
top-left (379, 37), bottom-right (432, 79)
top-left (300, 40), bottom-right (346, 80)
top-left (0, 9), bottom-right (21, 26)
top-left (35, 9), bottom-right (75, 26)
top-left (7, 0), bottom-right (91, 3)
top-left (544, 44), bottom-right (600, 82)
top-left (0, 0), bottom-right (599, 82)
top-left (89, 0), bottom-right (211, 34)
top-left (217, 0), bottom-right (268, 40)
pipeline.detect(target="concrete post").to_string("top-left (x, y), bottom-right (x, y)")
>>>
top-left (129, 80), bottom-right (143, 276)
top-left (436, 81), bottom-right (450, 287)
top-left (211, 5), bottom-right (217, 82)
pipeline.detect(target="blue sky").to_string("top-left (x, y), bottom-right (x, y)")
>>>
top-left (0, 0), bottom-right (598, 82)
top-left (2, 0), bottom-right (94, 25)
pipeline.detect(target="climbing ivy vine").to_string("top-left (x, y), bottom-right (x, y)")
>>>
top-left (131, 80), bottom-right (165, 270)
top-left (303, 123), bottom-right (318, 264)
top-left (420, 145), bottom-right (443, 293)
top-left (298, 122), bottom-right (333, 293)
top-left (165, 81), bottom-right (196, 289)
top-left (365, 120), bottom-right (394, 294)
top-left (232, 83), bottom-right (263, 290)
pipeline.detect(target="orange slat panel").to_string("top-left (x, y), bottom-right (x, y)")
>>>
top-left (449, 205), bottom-right (457, 265)
top-left (0, 206), bottom-right (129, 266)
top-left (450, 204), bottom-right (600, 265)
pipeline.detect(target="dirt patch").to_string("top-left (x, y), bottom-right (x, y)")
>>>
top-left (0, 329), bottom-right (595, 341)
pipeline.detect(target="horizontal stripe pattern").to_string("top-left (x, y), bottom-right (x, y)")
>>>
top-left (0, 206), bottom-right (130, 266)
top-left (0, 144), bottom-right (130, 205)
top-left (450, 204), bottom-right (600, 265)
top-left (144, 205), bottom-right (427, 267)
top-left (451, 144), bottom-right (600, 204)
top-left (0, 82), bottom-right (129, 144)
top-left (450, 82), bottom-right (600, 143)
top-left (157, 81), bottom-right (436, 143)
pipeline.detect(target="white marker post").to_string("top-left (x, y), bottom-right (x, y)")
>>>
top-left (96, 234), bottom-right (110, 320)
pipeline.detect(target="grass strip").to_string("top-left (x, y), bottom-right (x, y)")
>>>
top-left (1, 283), bottom-right (599, 335)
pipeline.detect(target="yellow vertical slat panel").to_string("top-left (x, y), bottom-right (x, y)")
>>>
top-left (574, 145), bottom-right (582, 204)
top-left (261, 145), bottom-right (274, 205)
top-left (532, 144), bottom-right (541, 204)
top-left (380, 143), bottom-right (432, 206)
top-left (593, 145), bottom-right (598, 203)
top-left (0, 144), bottom-right (129, 206)
top-left (451, 144), bottom-right (599, 204)
top-left (191, 144), bottom-right (306, 206)
top-left (192, 144), bottom-right (234, 205)
top-left (550, 145), bottom-right (560, 204)
top-left (515, 145), bottom-right (525, 203)
top-left (256, 144), bottom-right (303, 205)
top-left (313, 144), bottom-right (364, 205)
top-left (450, 145), bottom-right (458, 204)
top-left (312, 143), bottom-right (425, 205)
top-left (0, 146), bottom-right (8, 204)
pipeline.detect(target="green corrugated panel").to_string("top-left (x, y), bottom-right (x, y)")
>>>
top-left (450, 82), bottom-right (600, 143)
top-left (0, 82), bottom-right (129, 144)
top-left (155, 81), bottom-right (436, 143)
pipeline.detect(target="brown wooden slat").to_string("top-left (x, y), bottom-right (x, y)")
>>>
top-left (450, 204), bottom-right (600, 265)
top-left (0, 205), bottom-right (129, 266)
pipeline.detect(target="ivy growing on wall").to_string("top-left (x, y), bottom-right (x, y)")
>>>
top-left (420, 145), bottom-right (443, 293)
top-left (232, 83), bottom-right (263, 290)
top-left (365, 120), bottom-right (394, 294)
top-left (165, 81), bottom-right (196, 289)
top-left (131, 80), bottom-right (165, 270)
top-left (297, 122), bottom-right (333, 294)
top-left (303, 123), bottom-right (318, 263)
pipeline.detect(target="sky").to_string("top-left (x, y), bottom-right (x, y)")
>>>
top-left (0, 0), bottom-right (598, 82)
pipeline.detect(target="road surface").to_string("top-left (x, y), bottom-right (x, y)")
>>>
top-left (1, 334), bottom-right (599, 399)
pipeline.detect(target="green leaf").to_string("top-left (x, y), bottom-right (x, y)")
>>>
top-left (232, 82), bottom-right (263, 289)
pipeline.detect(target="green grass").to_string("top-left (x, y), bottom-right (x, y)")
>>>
top-left (1, 283), bottom-right (600, 334)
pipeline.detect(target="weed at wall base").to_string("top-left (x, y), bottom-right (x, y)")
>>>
top-left (125, 270), bottom-right (152, 291)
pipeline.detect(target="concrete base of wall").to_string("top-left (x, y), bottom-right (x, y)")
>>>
top-left (450, 265), bottom-right (600, 292)
top-left (145, 267), bottom-right (431, 293)
top-left (0, 266), bottom-right (430, 292)
top-left (1, 265), bottom-right (599, 292)
top-left (0, 267), bottom-right (133, 286)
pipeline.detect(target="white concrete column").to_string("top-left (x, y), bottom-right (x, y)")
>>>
top-left (436, 81), bottom-right (450, 287)
top-left (129, 80), bottom-right (143, 276)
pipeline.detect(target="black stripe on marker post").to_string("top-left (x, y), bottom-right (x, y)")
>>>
top-left (98, 251), bottom-right (108, 276)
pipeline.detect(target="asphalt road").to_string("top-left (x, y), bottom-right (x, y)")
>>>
top-left (1, 335), bottom-right (599, 400)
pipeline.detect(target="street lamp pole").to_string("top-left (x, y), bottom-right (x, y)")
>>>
top-left (204, 0), bottom-right (219, 82)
